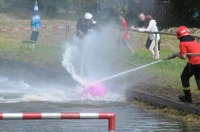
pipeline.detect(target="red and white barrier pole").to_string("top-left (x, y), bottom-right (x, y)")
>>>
top-left (0, 25), bottom-right (75, 32)
top-left (0, 112), bottom-right (115, 132)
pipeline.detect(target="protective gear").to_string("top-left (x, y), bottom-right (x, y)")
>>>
top-left (179, 95), bottom-right (192, 103)
top-left (179, 89), bottom-right (192, 103)
top-left (176, 26), bottom-right (190, 39)
top-left (84, 13), bottom-right (93, 20)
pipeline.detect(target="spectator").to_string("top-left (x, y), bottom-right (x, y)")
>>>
top-left (137, 12), bottom-right (148, 28)
top-left (132, 15), bottom-right (160, 59)
top-left (118, 13), bottom-right (134, 53)
top-left (131, 12), bottom-right (161, 52)
top-left (167, 26), bottom-right (200, 103)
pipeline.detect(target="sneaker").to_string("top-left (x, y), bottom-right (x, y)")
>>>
top-left (179, 95), bottom-right (192, 103)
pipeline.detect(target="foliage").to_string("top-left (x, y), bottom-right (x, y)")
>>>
top-left (169, 0), bottom-right (200, 27)
top-left (70, 0), bottom-right (97, 15)
top-left (39, 0), bottom-right (69, 18)
top-left (0, 0), bottom-right (5, 12)
top-left (2, 0), bottom-right (200, 28)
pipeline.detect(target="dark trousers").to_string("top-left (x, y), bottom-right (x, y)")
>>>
top-left (181, 63), bottom-right (200, 90)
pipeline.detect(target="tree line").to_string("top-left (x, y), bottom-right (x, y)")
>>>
top-left (0, 0), bottom-right (200, 29)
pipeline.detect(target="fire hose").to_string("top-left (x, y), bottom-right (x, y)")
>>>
top-left (163, 53), bottom-right (200, 60)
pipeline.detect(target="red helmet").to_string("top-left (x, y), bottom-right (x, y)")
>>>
top-left (176, 26), bottom-right (190, 39)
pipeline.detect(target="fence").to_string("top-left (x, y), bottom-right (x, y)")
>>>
top-left (0, 112), bottom-right (116, 132)
top-left (122, 28), bottom-right (200, 58)
top-left (1, 24), bottom-right (200, 40)
top-left (126, 28), bottom-right (200, 42)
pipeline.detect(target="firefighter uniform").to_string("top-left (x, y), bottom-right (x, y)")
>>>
top-left (168, 26), bottom-right (200, 103)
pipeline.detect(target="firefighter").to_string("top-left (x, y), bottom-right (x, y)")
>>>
top-left (76, 12), bottom-right (87, 38)
top-left (167, 26), bottom-right (200, 103)
top-left (76, 12), bottom-right (100, 38)
top-left (117, 13), bottom-right (134, 53)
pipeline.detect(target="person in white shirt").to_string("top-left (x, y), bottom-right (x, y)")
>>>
top-left (135, 15), bottom-right (160, 59)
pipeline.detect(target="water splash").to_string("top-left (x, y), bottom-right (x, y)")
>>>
top-left (61, 25), bottom-right (164, 99)
top-left (61, 29), bottom-right (115, 98)
top-left (62, 42), bottom-right (87, 85)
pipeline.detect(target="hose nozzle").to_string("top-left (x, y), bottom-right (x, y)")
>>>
top-left (163, 54), bottom-right (177, 60)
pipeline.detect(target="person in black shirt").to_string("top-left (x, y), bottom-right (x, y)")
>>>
top-left (76, 12), bottom-right (87, 38)
top-left (76, 12), bottom-right (100, 38)
top-left (137, 12), bottom-right (148, 28)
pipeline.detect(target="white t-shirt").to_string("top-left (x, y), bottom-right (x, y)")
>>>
top-left (139, 20), bottom-right (160, 41)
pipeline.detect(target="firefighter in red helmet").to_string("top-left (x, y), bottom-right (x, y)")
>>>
top-left (176, 26), bottom-right (190, 39)
top-left (167, 25), bottom-right (200, 103)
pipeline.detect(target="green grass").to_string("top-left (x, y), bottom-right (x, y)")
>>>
top-left (0, 39), bottom-right (64, 71)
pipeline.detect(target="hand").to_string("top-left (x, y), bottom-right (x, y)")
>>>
top-left (78, 31), bottom-right (85, 38)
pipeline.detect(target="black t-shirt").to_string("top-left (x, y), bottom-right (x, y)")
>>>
top-left (82, 23), bottom-right (101, 34)
top-left (138, 20), bottom-right (148, 28)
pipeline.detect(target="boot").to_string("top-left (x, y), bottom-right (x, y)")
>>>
top-left (179, 89), bottom-right (192, 103)
top-left (179, 95), bottom-right (192, 103)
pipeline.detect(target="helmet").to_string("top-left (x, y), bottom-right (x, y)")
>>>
top-left (176, 26), bottom-right (190, 39)
top-left (84, 13), bottom-right (93, 20)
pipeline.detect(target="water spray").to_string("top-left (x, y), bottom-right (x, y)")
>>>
top-left (91, 59), bottom-right (164, 85)
top-left (78, 57), bottom-right (168, 97)
top-left (81, 51), bottom-right (200, 97)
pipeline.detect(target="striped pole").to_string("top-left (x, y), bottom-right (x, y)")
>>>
top-left (0, 25), bottom-right (75, 32)
top-left (0, 112), bottom-right (115, 132)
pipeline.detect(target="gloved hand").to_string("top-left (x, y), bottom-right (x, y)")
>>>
top-left (166, 54), bottom-right (177, 60)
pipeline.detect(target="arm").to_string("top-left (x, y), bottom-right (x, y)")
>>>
top-left (166, 52), bottom-right (190, 60)
top-left (177, 52), bottom-right (187, 60)
top-left (130, 26), bottom-right (145, 30)
top-left (77, 30), bottom-right (84, 37)
top-left (138, 20), bottom-right (153, 32)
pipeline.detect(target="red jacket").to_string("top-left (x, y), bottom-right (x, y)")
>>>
top-left (180, 40), bottom-right (200, 64)
top-left (120, 18), bottom-right (129, 40)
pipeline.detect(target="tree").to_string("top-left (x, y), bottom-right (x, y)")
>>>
top-left (170, 0), bottom-right (200, 27)
top-left (0, 0), bottom-right (5, 12)
top-left (39, 0), bottom-right (69, 18)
